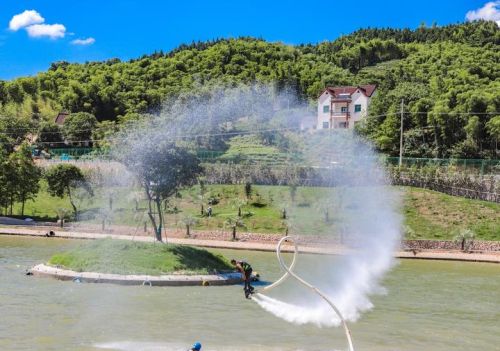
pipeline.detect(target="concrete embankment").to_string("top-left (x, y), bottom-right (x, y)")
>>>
top-left (29, 264), bottom-right (243, 286)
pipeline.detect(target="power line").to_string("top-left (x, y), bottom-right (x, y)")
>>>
top-left (366, 111), bottom-right (500, 118)
top-left (0, 125), bottom-right (301, 137)
top-left (8, 126), bottom-right (303, 146)
top-left (406, 112), bottom-right (500, 115)
top-left (1, 111), bottom-right (498, 135)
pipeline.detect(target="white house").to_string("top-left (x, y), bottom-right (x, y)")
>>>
top-left (317, 85), bottom-right (377, 129)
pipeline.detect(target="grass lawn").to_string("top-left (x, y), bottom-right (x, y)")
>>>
top-left (218, 134), bottom-right (293, 164)
top-left (403, 187), bottom-right (500, 241)
top-left (48, 239), bottom-right (233, 275)
top-left (10, 182), bottom-right (500, 241)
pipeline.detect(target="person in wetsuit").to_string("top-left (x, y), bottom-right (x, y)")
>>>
top-left (231, 259), bottom-right (254, 298)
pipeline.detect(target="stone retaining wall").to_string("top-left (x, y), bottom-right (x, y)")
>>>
top-left (9, 222), bottom-right (500, 253)
top-left (404, 239), bottom-right (500, 252)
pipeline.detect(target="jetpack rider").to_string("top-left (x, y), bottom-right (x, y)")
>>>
top-left (231, 259), bottom-right (254, 298)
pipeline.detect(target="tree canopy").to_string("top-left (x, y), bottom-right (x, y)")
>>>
top-left (0, 20), bottom-right (498, 158)
top-left (0, 143), bottom-right (41, 215)
top-left (44, 164), bottom-right (92, 217)
top-left (62, 112), bottom-right (98, 144)
top-left (123, 142), bottom-right (202, 241)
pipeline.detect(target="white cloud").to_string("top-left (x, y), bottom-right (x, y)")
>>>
top-left (71, 37), bottom-right (95, 45)
top-left (9, 9), bottom-right (91, 43)
top-left (9, 10), bottom-right (44, 31)
top-left (26, 24), bottom-right (66, 39)
top-left (466, 1), bottom-right (500, 26)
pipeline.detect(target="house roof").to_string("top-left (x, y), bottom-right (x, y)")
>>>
top-left (321, 85), bottom-right (377, 99)
top-left (54, 112), bottom-right (69, 125)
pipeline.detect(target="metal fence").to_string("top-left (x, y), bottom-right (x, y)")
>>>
top-left (37, 148), bottom-right (111, 160)
top-left (40, 148), bottom-right (500, 176)
top-left (47, 148), bottom-right (94, 157)
top-left (393, 174), bottom-right (499, 203)
top-left (384, 157), bottom-right (500, 175)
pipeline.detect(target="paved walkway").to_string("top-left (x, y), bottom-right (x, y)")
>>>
top-left (1, 227), bottom-right (499, 264)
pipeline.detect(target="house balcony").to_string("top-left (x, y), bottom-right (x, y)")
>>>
top-left (331, 112), bottom-right (350, 117)
top-left (330, 114), bottom-right (350, 129)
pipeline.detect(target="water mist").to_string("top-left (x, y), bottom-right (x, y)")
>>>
top-left (109, 84), bottom-right (401, 340)
top-left (252, 131), bottom-right (402, 328)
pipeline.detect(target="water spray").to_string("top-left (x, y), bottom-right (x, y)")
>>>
top-left (254, 236), bottom-right (355, 351)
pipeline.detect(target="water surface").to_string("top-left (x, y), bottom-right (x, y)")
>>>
top-left (0, 236), bottom-right (499, 350)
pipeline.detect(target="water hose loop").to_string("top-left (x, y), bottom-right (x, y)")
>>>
top-left (256, 236), bottom-right (355, 351)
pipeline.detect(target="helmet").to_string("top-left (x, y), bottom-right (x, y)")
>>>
top-left (192, 342), bottom-right (202, 350)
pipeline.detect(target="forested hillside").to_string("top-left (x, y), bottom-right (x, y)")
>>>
top-left (0, 21), bottom-right (499, 158)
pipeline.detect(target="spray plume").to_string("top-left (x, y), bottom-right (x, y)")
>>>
top-left (253, 131), bottom-right (402, 327)
top-left (109, 84), bottom-right (401, 327)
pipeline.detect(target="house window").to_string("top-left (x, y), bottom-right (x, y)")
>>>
top-left (341, 107), bottom-right (347, 113)
top-left (355, 104), bottom-right (362, 112)
top-left (323, 105), bottom-right (330, 113)
top-left (322, 122), bottom-right (329, 129)
top-left (338, 122), bottom-right (347, 128)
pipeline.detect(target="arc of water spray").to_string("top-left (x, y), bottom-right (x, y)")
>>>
top-left (254, 236), bottom-right (355, 351)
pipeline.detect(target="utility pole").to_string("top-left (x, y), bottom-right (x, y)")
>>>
top-left (399, 99), bottom-right (404, 167)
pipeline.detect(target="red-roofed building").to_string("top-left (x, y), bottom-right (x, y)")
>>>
top-left (317, 85), bottom-right (377, 129)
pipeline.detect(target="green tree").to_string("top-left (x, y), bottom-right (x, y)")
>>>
top-left (38, 122), bottom-right (63, 144)
top-left (62, 112), bottom-right (98, 145)
top-left (44, 164), bottom-right (92, 218)
top-left (0, 151), bottom-right (19, 215)
top-left (0, 115), bottom-right (33, 154)
top-left (464, 116), bottom-right (480, 144)
top-left (0, 151), bottom-right (10, 213)
top-left (486, 116), bottom-right (500, 153)
top-left (9, 144), bottom-right (41, 216)
top-left (124, 142), bottom-right (202, 242)
top-left (92, 120), bottom-right (118, 149)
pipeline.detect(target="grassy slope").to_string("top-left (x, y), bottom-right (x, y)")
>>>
top-left (12, 181), bottom-right (73, 221)
top-left (219, 135), bottom-right (291, 163)
top-left (12, 183), bottom-right (500, 241)
top-left (403, 187), bottom-right (499, 241)
top-left (48, 239), bottom-right (233, 275)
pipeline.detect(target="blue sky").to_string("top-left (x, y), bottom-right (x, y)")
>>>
top-left (0, 0), bottom-right (497, 80)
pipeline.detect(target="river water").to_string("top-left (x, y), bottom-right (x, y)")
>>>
top-left (0, 236), bottom-right (499, 351)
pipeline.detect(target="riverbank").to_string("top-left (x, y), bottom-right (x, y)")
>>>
top-left (8, 185), bottom-right (500, 241)
top-left (1, 226), bottom-right (499, 264)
